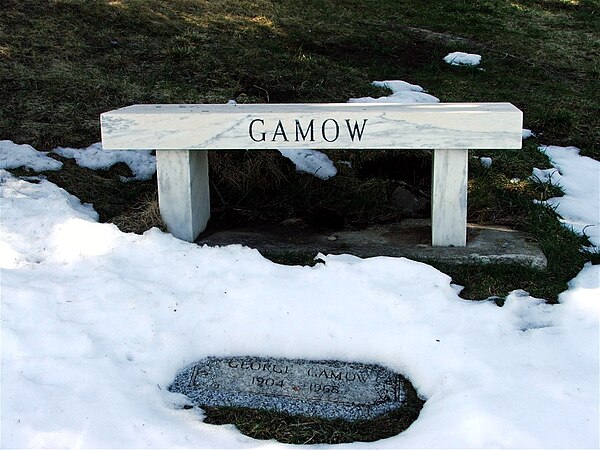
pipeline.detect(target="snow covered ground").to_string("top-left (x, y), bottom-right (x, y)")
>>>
top-left (1, 163), bottom-right (598, 449)
top-left (532, 145), bottom-right (600, 251)
top-left (1, 83), bottom-right (599, 448)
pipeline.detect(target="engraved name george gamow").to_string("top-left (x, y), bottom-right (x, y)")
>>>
top-left (188, 359), bottom-right (370, 395)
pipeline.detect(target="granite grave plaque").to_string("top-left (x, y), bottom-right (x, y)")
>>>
top-left (169, 356), bottom-right (408, 421)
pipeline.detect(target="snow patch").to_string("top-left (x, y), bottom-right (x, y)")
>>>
top-left (53, 142), bottom-right (156, 180)
top-left (278, 149), bottom-right (337, 179)
top-left (480, 157), bottom-right (493, 168)
top-left (534, 145), bottom-right (600, 250)
top-left (522, 129), bottom-right (535, 139)
top-left (373, 80), bottom-right (425, 93)
top-left (0, 140), bottom-right (63, 171)
top-left (531, 167), bottom-right (560, 184)
top-left (349, 79), bottom-right (439, 104)
top-left (444, 52), bottom-right (482, 66)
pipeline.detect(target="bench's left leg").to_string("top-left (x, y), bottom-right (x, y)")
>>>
top-left (156, 150), bottom-right (210, 242)
top-left (432, 148), bottom-right (468, 246)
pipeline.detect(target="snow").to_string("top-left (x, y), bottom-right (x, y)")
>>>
top-left (534, 145), bottom-right (600, 250)
top-left (522, 128), bottom-right (535, 139)
top-left (531, 167), bottom-right (559, 184)
top-left (0, 140), bottom-right (155, 180)
top-left (443, 52), bottom-right (482, 66)
top-left (0, 140), bottom-right (63, 172)
top-left (277, 149), bottom-right (337, 180)
top-left (1, 159), bottom-right (599, 448)
top-left (479, 157), bottom-right (492, 168)
top-left (53, 142), bottom-right (156, 180)
top-left (348, 80), bottom-right (439, 104)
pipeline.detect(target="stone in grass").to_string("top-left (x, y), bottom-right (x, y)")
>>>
top-left (390, 186), bottom-right (429, 217)
top-left (169, 356), bottom-right (410, 421)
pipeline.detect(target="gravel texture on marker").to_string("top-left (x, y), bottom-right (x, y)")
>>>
top-left (169, 357), bottom-right (407, 421)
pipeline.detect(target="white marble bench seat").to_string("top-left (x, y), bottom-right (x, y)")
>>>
top-left (101, 103), bottom-right (522, 245)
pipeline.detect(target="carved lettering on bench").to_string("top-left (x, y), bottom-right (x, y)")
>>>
top-left (346, 119), bottom-right (368, 141)
top-left (248, 119), bottom-right (368, 143)
top-left (295, 119), bottom-right (315, 142)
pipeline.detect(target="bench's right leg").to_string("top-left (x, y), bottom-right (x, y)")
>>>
top-left (431, 148), bottom-right (468, 247)
top-left (156, 150), bottom-right (210, 242)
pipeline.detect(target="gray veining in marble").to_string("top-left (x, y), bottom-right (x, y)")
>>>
top-left (156, 150), bottom-right (210, 241)
top-left (432, 149), bottom-right (468, 246)
top-left (101, 103), bottom-right (523, 150)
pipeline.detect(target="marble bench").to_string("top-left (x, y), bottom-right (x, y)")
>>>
top-left (100, 103), bottom-right (522, 246)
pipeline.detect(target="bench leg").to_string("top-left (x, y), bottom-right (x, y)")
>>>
top-left (432, 149), bottom-right (468, 246)
top-left (156, 150), bottom-right (210, 242)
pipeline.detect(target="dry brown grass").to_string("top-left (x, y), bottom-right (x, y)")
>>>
top-left (110, 194), bottom-right (165, 234)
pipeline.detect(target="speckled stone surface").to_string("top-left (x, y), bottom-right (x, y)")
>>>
top-left (169, 357), bottom-right (408, 421)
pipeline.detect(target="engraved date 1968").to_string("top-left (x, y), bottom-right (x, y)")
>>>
top-left (309, 383), bottom-right (340, 394)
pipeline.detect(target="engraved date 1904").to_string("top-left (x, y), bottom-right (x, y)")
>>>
top-left (251, 376), bottom-right (284, 388)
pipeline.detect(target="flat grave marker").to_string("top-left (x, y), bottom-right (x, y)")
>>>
top-left (169, 356), bottom-right (409, 421)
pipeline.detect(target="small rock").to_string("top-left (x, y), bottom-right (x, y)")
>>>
top-left (391, 186), bottom-right (429, 217)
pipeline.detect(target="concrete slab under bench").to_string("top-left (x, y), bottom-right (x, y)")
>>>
top-left (198, 219), bottom-right (547, 269)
